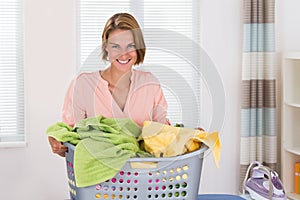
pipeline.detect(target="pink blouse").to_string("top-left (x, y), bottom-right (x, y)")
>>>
top-left (62, 69), bottom-right (168, 127)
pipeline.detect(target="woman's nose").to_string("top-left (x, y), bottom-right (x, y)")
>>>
top-left (118, 49), bottom-right (130, 58)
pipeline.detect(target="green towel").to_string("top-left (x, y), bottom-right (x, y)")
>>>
top-left (46, 122), bottom-right (80, 145)
top-left (46, 116), bottom-right (151, 187)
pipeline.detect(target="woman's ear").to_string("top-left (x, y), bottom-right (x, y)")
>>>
top-left (104, 45), bottom-right (109, 59)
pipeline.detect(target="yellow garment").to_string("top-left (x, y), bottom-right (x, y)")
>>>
top-left (140, 121), bottom-right (221, 168)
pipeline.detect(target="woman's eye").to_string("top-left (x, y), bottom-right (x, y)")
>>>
top-left (112, 45), bottom-right (120, 49)
top-left (128, 44), bottom-right (136, 49)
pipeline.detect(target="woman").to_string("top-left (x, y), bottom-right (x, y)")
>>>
top-left (48, 13), bottom-right (169, 157)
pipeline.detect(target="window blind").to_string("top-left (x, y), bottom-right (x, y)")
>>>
top-left (77, 0), bottom-right (130, 72)
top-left (0, 0), bottom-right (24, 144)
top-left (77, 0), bottom-right (201, 127)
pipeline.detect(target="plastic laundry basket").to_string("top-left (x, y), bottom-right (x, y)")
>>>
top-left (65, 142), bottom-right (208, 200)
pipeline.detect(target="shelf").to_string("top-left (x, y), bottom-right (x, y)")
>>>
top-left (283, 58), bottom-right (300, 104)
top-left (287, 192), bottom-right (300, 200)
top-left (284, 102), bottom-right (300, 108)
top-left (285, 52), bottom-right (300, 60)
top-left (284, 147), bottom-right (300, 156)
top-left (282, 51), bottom-right (300, 200)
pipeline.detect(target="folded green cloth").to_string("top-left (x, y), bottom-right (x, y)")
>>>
top-left (46, 116), bottom-right (151, 187)
top-left (46, 122), bottom-right (81, 145)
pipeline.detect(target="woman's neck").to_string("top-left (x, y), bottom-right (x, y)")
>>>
top-left (101, 66), bottom-right (132, 111)
top-left (102, 67), bottom-right (132, 89)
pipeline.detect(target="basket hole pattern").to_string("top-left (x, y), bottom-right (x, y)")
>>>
top-left (93, 170), bottom-right (139, 199)
top-left (145, 164), bottom-right (190, 199)
top-left (147, 191), bottom-right (187, 199)
top-left (67, 161), bottom-right (77, 197)
top-left (68, 185), bottom-right (77, 197)
top-left (94, 194), bottom-right (138, 199)
top-left (67, 160), bottom-right (192, 199)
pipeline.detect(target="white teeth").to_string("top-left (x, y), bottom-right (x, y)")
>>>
top-left (117, 59), bottom-right (130, 64)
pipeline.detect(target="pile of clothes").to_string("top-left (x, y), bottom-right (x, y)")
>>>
top-left (46, 116), bottom-right (221, 187)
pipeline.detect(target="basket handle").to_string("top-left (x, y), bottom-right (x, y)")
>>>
top-left (129, 161), bottom-right (159, 169)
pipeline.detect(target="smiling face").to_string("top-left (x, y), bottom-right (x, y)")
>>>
top-left (105, 29), bottom-right (137, 73)
top-left (101, 13), bottom-right (146, 65)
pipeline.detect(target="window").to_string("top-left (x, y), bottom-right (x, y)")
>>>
top-left (0, 0), bottom-right (24, 146)
top-left (77, 0), bottom-right (201, 127)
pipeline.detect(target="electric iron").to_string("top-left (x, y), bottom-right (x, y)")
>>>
top-left (242, 161), bottom-right (287, 200)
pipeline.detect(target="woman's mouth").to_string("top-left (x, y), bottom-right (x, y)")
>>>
top-left (116, 59), bottom-right (131, 64)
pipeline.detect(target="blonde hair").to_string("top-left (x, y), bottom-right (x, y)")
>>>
top-left (101, 13), bottom-right (146, 65)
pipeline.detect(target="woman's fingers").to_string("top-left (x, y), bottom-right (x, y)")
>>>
top-left (48, 136), bottom-right (67, 157)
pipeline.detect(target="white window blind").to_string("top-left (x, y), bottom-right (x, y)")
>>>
top-left (0, 0), bottom-right (24, 145)
top-left (77, 0), bottom-right (201, 127)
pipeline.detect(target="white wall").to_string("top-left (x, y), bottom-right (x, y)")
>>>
top-left (276, 0), bottom-right (300, 52)
top-left (2, 0), bottom-right (286, 199)
top-left (199, 0), bottom-right (242, 194)
top-left (0, 0), bottom-right (76, 199)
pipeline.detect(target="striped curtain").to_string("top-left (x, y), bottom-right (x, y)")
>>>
top-left (240, 0), bottom-right (277, 189)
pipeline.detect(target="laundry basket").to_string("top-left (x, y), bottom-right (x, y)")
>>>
top-left (65, 143), bottom-right (208, 200)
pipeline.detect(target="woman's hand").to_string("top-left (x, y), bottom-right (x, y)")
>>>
top-left (48, 136), bottom-right (68, 157)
